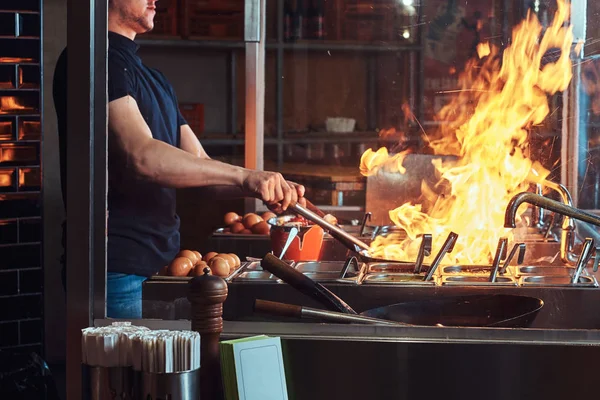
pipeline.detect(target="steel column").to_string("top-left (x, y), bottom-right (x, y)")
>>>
top-left (561, 0), bottom-right (587, 207)
top-left (65, 0), bottom-right (107, 398)
top-left (244, 0), bottom-right (266, 212)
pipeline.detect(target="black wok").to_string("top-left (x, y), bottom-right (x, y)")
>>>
top-left (361, 294), bottom-right (543, 328)
top-left (255, 294), bottom-right (544, 328)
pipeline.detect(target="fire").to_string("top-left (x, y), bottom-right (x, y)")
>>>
top-left (361, 0), bottom-right (573, 265)
top-left (0, 97), bottom-right (28, 114)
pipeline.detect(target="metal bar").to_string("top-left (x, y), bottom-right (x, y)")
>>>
top-left (136, 38), bottom-right (423, 52)
top-left (562, 0), bottom-right (587, 207)
top-left (276, 0), bottom-right (284, 169)
top-left (290, 203), bottom-right (371, 252)
top-left (228, 51), bottom-right (237, 135)
top-left (367, 56), bottom-right (377, 130)
top-left (138, 38), bottom-right (246, 49)
top-left (66, 0), bottom-right (106, 397)
top-left (417, 0), bottom-right (425, 121)
top-left (279, 42), bottom-right (422, 52)
top-left (244, 0), bottom-right (266, 213)
top-left (92, 0), bottom-right (108, 321)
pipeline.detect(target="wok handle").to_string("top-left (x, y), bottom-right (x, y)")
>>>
top-left (255, 299), bottom-right (302, 318)
top-left (254, 299), bottom-right (403, 326)
top-left (261, 253), bottom-right (358, 315)
top-left (304, 199), bottom-right (326, 218)
top-left (290, 203), bottom-right (371, 252)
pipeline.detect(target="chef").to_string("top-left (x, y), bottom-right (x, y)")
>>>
top-left (52, 0), bottom-right (305, 318)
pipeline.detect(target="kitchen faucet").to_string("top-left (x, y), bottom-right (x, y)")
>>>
top-left (505, 192), bottom-right (600, 230)
top-left (541, 181), bottom-right (577, 265)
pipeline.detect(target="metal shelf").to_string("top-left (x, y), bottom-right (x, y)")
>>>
top-left (137, 38), bottom-right (245, 49)
top-left (0, 36), bottom-right (40, 40)
top-left (279, 41), bottom-right (421, 52)
top-left (137, 38), bottom-right (422, 53)
top-left (0, 10), bottom-right (39, 14)
top-left (199, 131), bottom-right (401, 146)
top-left (0, 88), bottom-right (40, 92)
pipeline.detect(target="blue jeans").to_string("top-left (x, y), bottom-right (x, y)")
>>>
top-left (106, 272), bottom-right (147, 319)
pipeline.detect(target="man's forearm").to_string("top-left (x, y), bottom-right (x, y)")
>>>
top-left (134, 138), bottom-right (249, 189)
top-left (195, 185), bottom-right (254, 199)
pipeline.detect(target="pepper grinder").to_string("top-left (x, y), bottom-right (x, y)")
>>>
top-left (188, 267), bottom-right (228, 400)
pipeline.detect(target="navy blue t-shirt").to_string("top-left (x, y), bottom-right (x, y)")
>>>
top-left (53, 31), bottom-right (187, 276)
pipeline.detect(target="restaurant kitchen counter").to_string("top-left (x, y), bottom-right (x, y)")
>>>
top-left (104, 315), bottom-right (600, 400)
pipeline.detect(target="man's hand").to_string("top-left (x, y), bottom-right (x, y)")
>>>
top-left (242, 170), bottom-right (305, 211)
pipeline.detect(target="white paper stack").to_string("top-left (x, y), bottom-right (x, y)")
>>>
top-left (81, 323), bottom-right (149, 368)
top-left (139, 330), bottom-right (201, 373)
top-left (81, 323), bottom-right (200, 372)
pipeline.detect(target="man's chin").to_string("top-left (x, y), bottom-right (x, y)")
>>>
top-left (138, 24), bottom-right (154, 34)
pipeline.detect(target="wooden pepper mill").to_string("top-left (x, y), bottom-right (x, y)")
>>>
top-left (188, 267), bottom-right (228, 400)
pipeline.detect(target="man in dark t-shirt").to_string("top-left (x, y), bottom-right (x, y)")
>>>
top-left (53, 0), bottom-right (305, 318)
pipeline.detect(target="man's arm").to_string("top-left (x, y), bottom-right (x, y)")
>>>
top-left (109, 96), bottom-right (300, 209)
top-left (177, 112), bottom-right (306, 206)
top-left (180, 124), bottom-right (210, 159)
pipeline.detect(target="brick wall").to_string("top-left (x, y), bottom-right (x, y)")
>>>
top-left (0, 0), bottom-right (44, 355)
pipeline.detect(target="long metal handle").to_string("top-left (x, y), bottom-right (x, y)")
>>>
top-left (424, 232), bottom-right (458, 281)
top-left (290, 203), bottom-right (371, 252)
top-left (261, 253), bottom-right (358, 314)
top-left (500, 243), bottom-right (526, 274)
top-left (489, 238), bottom-right (508, 283)
top-left (572, 238), bottom-right (595, 284)
top-left (414, 234), bottom-right (432, 274)
top-left (255, 299), bottom-right (403, 326)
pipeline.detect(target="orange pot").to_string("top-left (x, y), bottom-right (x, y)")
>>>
top-left (268, 218), bottom-right (325, 261)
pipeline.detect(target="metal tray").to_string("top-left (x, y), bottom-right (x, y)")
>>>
top-left (511, 265), bottom-right (584, 277)
top-left (442, 265), bottom-right (502, 275)
top-left (368, 262), bottom-right (427, 274)
top-left (300, 272), bottom-right (351, 283)
top-left (519, 275), bottom-right (599, 287)
top-left (441, 275), bottom-right (518, 286)
top-left (233, 271), bottom-right (279, 283)
top-left (362, 273), bottom-right (437, 286)
top-left (295, 261), bottom-right (347, 273)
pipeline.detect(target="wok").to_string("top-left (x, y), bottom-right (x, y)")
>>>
top-left (260, 254), bottom-right (544, 328)
top-left (255, 294), bottom-right (544, 328)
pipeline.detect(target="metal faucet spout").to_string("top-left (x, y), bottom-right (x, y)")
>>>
top-left (505, 192), bottom-right (600, 229)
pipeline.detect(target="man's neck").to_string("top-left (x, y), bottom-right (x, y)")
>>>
top-left (108, 20), bottom-right (136, 41)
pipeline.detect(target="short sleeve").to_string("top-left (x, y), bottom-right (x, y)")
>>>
top-left (177, 106), bottom-right (188, 127)
top-left (108, 53), bottom-right (135, 102)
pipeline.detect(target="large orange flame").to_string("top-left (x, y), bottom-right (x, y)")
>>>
top-left (361, 0), bottom-right (573, 265)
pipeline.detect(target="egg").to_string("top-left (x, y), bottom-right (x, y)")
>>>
top-left (251, 221), bottom-right (270, 235)
top-left (192, 251), bottom-right (202, 263)
top-left (217, 254), bottom-right (236, 270)
top-left (209, 257), bottom-right (230, 277)
top-left (230, 222), bottom-right (245, 234)
top-left (243, 213), bottom-right (263, 229)
top-left (224, 212), bottom-right (241, 226)
top-left (177, 249), bottom-right (199, 265)
top-left (240, 229), bottom-right (252, 234)
top-left (168, 257), bottom-right (194, 277)
top-left (261, 211), bottom-right (277, 222)
top-left (204, 252), bottom-right (219, 263)
top-left (189, 261), bottom-right (210, 276)
top-left (228, 253), bottom-right (241, 268)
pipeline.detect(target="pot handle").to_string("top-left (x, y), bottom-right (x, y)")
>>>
top-left (261, 253), bottom-right (358, 314)
top-left (254, 299), bottom-right (404, 326)
top-left (254, 299), bottom-right (302, 318)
